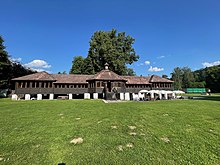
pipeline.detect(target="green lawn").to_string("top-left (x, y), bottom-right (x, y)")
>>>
top-left (0, 98), bottom-right (220, 164)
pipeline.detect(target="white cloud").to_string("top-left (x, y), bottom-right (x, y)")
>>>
top-left (157, 55), bottom-right (165, 59)
top-left (148, 66), bottom-right (164, 72)
top-left (202, 61), bottom-right (220, 67)
top-left (24, 60), bottom-right (51, 69)
top-left (144, 61), bottom-right (150, 65)
top-left (24, 59), bottom-right (52, 73)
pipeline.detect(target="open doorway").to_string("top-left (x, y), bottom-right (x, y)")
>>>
top-left (107, 81), bottom-right (111, 92)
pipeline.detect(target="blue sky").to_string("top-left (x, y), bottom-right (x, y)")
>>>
top-left (1, 0), bottom-right (220, 76)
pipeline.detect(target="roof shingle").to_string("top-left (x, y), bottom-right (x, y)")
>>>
top-left (123, 76), bottom-right (151, 84)
top-left (87, 70), bottom-right (126, 81)
top-left (52, 74), bottom-right (92, 84)
top-left (12, 71), bottom-right (173, 84)
top-left (148, 75), bottom-right (174, 83)
top-left (12, 71), bottom-right (55, 81)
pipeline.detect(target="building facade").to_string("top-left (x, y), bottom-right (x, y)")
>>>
top-left (12, 64), bottom-right (174, 100)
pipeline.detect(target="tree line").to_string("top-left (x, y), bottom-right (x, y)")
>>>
top-left (0, 36), bottom-right (36, 90)
top-left (171, 66), bottom-right (220, 92)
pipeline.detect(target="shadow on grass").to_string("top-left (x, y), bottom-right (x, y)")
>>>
top-left (193, 96), bottom-right (220, 101)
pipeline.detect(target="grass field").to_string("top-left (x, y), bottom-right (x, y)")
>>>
top-left (0, 97), bottom-right (220, 164)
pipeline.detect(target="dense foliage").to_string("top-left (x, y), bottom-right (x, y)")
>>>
top-left (0, 36), bottom-right (11, 88)
top-left (70, 29), bottom-right (139, 75)
top-left (194, 65), bottom-right (220, 92)
top-left (171, 65), bottom-right (220, 92)
top-left (69, 56), bottom-right (85, 74)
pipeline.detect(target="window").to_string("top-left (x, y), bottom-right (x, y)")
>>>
top-left (97, 82), bottom-right (100, 87)
top-left (36, 82), bottom-right (39, 88)
top-left (18, 82), bottom-right (22, 88)
top-left (26, 82), bottom-right (30, 88)
top-left (49, 82), bottom-right (52, 88)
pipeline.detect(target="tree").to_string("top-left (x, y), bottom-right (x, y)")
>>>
top-left (171, 67), bottom-right (183, 90)
top-left (125, 67), bottom-right (136, 76)
top-left (182, 67), bottom-right (195, 88)
top-left (162, 74), bottom-right (168, 79)
top-left (0, 36), bottom-right (11, 89)
top-left (205, 65), bottom-right (220, 92)
top-left (69, 56), bottom-right (85, 74)
top-left (189, 81), bottom-right (206, 88)
top-left (193, 65), bottom-right (220, 92)
top-left (70, 29), bottom-right (139, 75)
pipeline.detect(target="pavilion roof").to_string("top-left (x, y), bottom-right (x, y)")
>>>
top-left (52, 74), bottom-right (92, 84)
top-left (12, 71), bottom-right (173, 84)
top-left (12, 71), bottom-right (55, 81)
top-left (148, 75), bottom-right (174, 83)
top-left (87, 69), bottom-right (126, 81)
top-left (123, 76), bottom-right (151, 84)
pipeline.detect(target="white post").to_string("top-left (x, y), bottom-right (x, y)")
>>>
top-left (25, 94), bottom-right (30, 100)
top-left (120, 93), bottom-right (124, 100)
top-left (84, 93), bottom-right (90, 99)
top-left (69, 93), bottom-right (73, 100)
top-left (37, 94), bottom-right (42, 100)
top-left (12, 94), bottom-right (18, 100)
top-left (165, 93), bottom-right (168, 100)
top-left (159, 93), bottom-right (162, 100)
top-left (151, 92), bottom-right (154, 99)
top-left (125, 92), bottom-right (130, 100)
top-left (133, 93), bottom-right (138, 101)
top-left (49, 94), bottom-right (54, 100)
top-left (93, 93), bottom-right (98, 99)
top-left (172, 92), bottom-right (175, 99)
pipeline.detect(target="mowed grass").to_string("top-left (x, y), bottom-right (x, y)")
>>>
top-left (0, 98), bottom-right (220, 164)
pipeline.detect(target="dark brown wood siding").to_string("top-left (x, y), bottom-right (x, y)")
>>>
top-left (54, 88), bottom-right (88, 94)
top-left (15, 88), bottom-right (54, 94)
